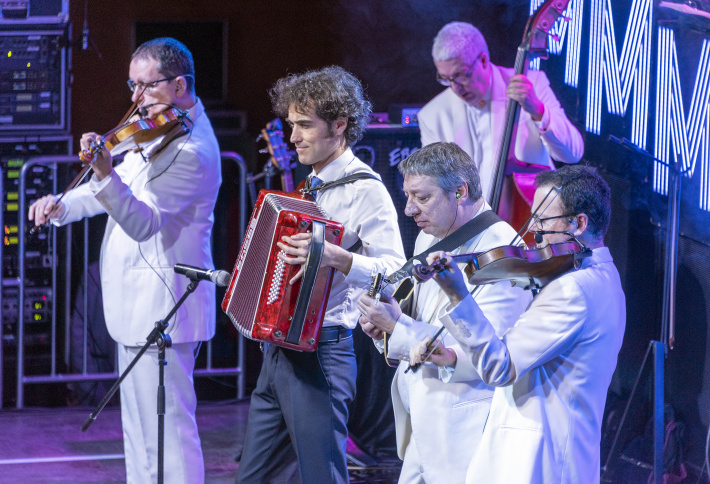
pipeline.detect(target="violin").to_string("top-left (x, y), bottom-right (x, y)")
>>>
top-left (30, 104), bottom-right (189, 234)
top-left (413, 240), bottom-right (592, 292)
top-left (79, 107), bottom-right (189, 163)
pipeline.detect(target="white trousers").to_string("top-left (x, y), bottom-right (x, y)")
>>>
top-left (118, 342), bottom-right (204, 484)
top-left (398, 437), bottom-right (427, 484)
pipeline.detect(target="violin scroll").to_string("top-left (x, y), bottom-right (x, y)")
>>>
top-left (412, 257), bottom-right (450, 282)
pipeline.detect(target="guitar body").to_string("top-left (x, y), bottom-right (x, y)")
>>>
top-left (499, 174), bottom-right (533, 244)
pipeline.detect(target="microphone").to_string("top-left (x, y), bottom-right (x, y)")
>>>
top-left (608, 135), bottom-right (648, 155)
top-left (139, 104), bottom-right (156, 117)
top-left (533, 231), bottom-right (574, 244)
top-left (174, 264), bottom-right (231, 287)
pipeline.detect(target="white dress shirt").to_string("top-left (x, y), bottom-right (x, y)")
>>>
top-left (308, 148), bottom-right (406, 329)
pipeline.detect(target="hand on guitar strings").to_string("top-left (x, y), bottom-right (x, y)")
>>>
top-left (356, 292), bottom-right (400, 334)
top-left (358, 315), bottom-right (385, 341)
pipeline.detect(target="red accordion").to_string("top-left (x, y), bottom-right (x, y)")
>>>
top-left (221, 190), bottom-right (344, 351)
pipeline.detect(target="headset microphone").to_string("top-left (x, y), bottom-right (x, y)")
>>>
top-left (139, 104), bottom-right (155, 117)
top-left (533, 230), bottom-right (575, 244)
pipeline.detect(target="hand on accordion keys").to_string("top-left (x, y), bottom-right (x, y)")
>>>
top-left (277, 232), bottom-right (313, 284)
top-left (277, 232), bottom-right (354, 284)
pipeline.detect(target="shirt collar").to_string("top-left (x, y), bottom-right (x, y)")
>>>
top-left (310, 148), bottom-right (355, 183)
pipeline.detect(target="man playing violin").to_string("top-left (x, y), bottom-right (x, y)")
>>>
top-left (418, 21), bottom-right (584, 202)
top-left (28, 38), bottom-right (221, 484)
top-left (412, 165), bottom-right (626, 484)
top-left (357, 142), bottom-right (531, 484)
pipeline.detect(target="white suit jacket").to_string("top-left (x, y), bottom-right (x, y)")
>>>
top-left (418, 64), bottom-right (584, 201)
top-left (440, 247), bottom-right (626, 484)
top-left (55, 99), bottom-right (222, 346)
top-left (386, 207), bottom-right (531, 484)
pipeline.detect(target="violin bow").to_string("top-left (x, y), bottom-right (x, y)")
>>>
top-left (405, 283), bottom-right (485, 373)
top-left (29, 97), bottom-right (145, 235)
top-left (404, 325), bottom-right (448, 374)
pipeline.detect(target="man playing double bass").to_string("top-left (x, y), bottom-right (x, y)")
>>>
top-left (29, 38), bottom-right (221, 483)
top-left (419, 21), bottom-right (584, 203)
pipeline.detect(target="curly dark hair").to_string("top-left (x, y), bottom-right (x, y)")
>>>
top-left (269, 66), bottom-right (372, 146)
top-left (132, 37), bottom-right (195, 94)
top-left (535, 165), bottom-right (611, 238)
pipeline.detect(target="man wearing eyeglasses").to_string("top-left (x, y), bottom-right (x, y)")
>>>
top-left (418, 21), bottom-right (584, 203)
top-left (28, 37), bottom-right (220, 484)
top-left (411, 165), bottom-right (626, 483)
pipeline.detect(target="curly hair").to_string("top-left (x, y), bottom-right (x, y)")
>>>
top-left (535, 165), bottom-right (612, 238)
top-left (398, 142), bottom-right (483, 200)
top-left (269, 66), bottom-right (372, 146)
top-left (132, 37), bottom-right (195, 94)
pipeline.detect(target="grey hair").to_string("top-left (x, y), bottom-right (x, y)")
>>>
top-left (432, 22), bottom-right (489, 66)
top-left (398, 142), bottom-right (482, 200)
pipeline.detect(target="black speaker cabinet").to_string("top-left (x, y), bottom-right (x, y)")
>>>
top-left (353, 124), bottom-right (421, 258)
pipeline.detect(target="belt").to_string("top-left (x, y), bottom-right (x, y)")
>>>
top-left (318, 326), bottom-right (352, 344)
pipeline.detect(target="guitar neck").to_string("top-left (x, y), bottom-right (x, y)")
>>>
top-left (281, 170), bottom-right (294, 192)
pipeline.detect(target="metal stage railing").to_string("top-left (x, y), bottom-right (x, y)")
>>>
top-left (10, 152), bottom-right (248, 408)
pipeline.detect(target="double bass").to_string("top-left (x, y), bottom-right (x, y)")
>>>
top-left (489, 0), bottom-right (570, 243)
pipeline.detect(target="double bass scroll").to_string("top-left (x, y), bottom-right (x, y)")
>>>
top-left (489, 0), bottom-right (570, 244)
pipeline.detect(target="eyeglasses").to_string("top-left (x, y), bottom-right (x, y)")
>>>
top-left (436, 54), bottom-right (483, 86)
top-left (532, 213), bottom-right (576, 230)
top-left (127, 74), bottom-right (193, 93)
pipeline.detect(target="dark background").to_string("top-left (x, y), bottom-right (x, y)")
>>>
top-left (62, 0), bottom-right (710, 477)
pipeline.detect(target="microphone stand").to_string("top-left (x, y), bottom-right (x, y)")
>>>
top-left (81, 279), bottom-right (201, 484)
top-left (602, 136), bottom-right (686, 484)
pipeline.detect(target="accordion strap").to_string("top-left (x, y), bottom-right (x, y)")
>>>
top-left (303, 171), bottom-right (382, 254)
top-left (301, 172), bottom-right (381, 196)
top-left (286, 221), bottom-right (326, 345)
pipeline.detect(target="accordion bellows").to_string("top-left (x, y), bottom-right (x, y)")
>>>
top-left (222, 190), bottom-right (343, 351)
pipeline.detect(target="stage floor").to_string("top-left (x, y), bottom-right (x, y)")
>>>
top-left (0, 400), bottom-right (401, 483)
